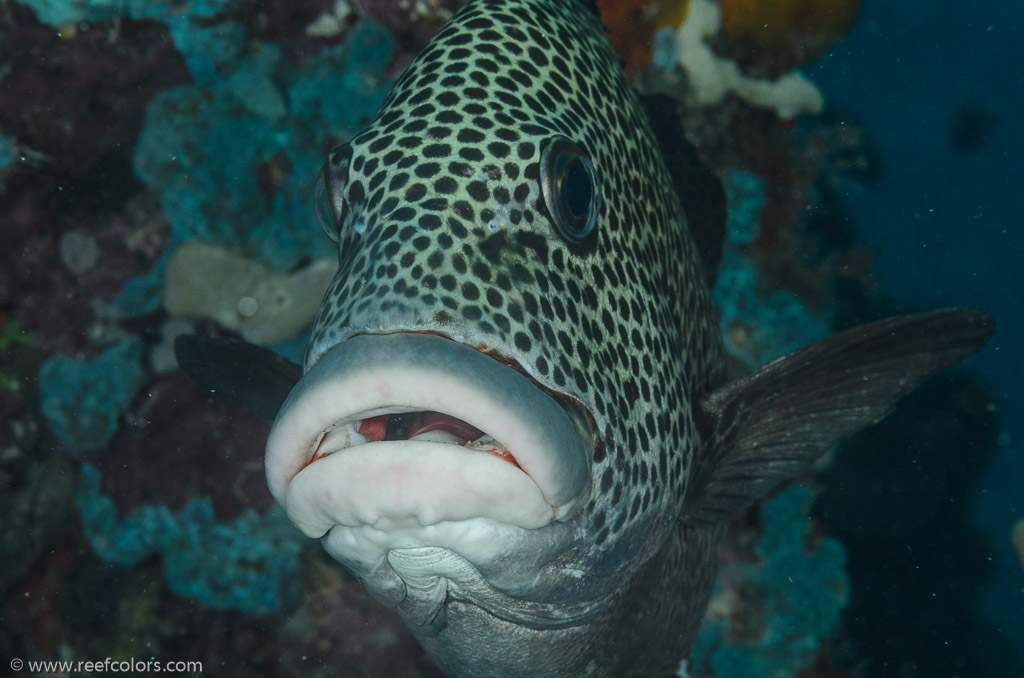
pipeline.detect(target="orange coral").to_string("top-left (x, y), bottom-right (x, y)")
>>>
top-left (597, 0), bottom-right (690, 76)
top-left (719, 0), bottom-right (863, 72)
top-left (656, 0), bottom-right (693, 29)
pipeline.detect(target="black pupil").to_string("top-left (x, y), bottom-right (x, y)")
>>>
top-left (562, 157), bottom-right (591, 220)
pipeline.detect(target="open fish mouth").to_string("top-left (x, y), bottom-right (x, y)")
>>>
top-left (265, 332), bottom-right (593, 540)
top-left (308, 411), bottom-right (521, 468)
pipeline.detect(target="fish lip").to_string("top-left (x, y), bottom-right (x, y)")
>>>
top-left (265, 331), bottom-right (594, 538)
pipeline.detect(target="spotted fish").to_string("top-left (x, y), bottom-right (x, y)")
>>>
top-left (175, 0), bottom-right (993, 675)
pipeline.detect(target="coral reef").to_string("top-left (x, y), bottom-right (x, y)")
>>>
top-left (76, 464), bottom-right (304, 615)
top-left (164, 241), bottom-right (335, 345)
top-left (95, 370), bottom-right (274, 519)
top-left (595, 0), bottom-right (691, 76)
top-left (687, 486), bottom-right (849, 677)
top-left (304, 1), bottom-right (355, 39)
top-left (0, 3), bottom-right (190, 184)
top-left (0, 131), bottom-right (15, 171)
top-left (277, 565), bottom-right (444, 678)
top-left (39, 338), bottom-right (146, 452)
top-left (714, 170), bottom-right (831, 366)
top-left (1, 0), bottom-right (406, 670)
top-left (624, 0), bottom-right (862, 117)
top-left (674, 0), bottom-right (824, 119)
top-left (6, 0), bottom-right (397, 645)
top-left (718, 0), bottom-right (863, 75)
top-left (18, 0), bottom-right (176, 26)
top-left (357, 0), bottom-right (465, 58)
top-left (124, 16), bottom-right (395, 318)
top-left (0, 453), bottom-right (76, 592)
top-left (0, 2), bottom-right (181, 355)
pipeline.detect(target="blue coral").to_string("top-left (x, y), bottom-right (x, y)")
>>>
top-left (713, 170), bottom-right (830, 366)
top-left (119, 18), bottom-right (394, 316)
top-left (689, 486), bottom-right (849, 677)
top-left (286, 21), bottom-right (396, 135)
top-left (652, 27), bottom-right (678, 69)
top-left (76, 464), bottom-right (305, 614)
top-left (21, 0), bottom-right (234, 28)
top-left (133, 83), bottom-right (288, 263)
top-left (0, 131), bottom-right (15, 170)
top-left (721, 170), bottom-right (763, 246)
top-left (167, 17), bottom-right (248, 86)
top-left (39, 338), bottom-right (146, 451)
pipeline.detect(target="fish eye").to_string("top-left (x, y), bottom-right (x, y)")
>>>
top-left (540, 137), bottom-right (600, 245)
top-left (315, 144), bottom-right (353, 245)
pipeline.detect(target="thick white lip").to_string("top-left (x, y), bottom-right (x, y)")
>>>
top-left (265, 333), bottom-right (592, 538)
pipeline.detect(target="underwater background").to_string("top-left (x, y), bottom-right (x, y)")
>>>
top-left (0, 0), bottom-right (1019, 676)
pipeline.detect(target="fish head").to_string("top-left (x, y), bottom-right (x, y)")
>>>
top-left (265, 0), bottom-right (721, 639)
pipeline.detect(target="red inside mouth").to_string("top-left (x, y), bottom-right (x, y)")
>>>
top-left (361, 411), bottom-right (484, 443)
top-left (310, 411), bottom-right (521, 469)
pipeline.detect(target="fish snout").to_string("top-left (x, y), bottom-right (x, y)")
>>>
top-left (265, 332), bottom-right (593, 567)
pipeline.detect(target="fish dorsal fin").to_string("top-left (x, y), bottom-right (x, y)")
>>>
top-left (174, 334), bottom-right (302, 420)
top-left (682, 308), bottom-right (994, 526)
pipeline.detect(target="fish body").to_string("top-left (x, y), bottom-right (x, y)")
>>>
top-left (176, 0), bottom-right (994, 675)
top-left (272, 2), bottom-right (725, 672)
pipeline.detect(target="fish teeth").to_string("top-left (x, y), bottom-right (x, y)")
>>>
top-left (468, 435), bottom-right (511, 455)
top-left (311, 422), bottom-right (367, 461)
top-left (406, 430), bottom-right (514, 458)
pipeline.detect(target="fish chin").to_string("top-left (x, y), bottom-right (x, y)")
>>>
top-left (321, 526), bottom-right (595, 636)
top-left (265, 332), bottom-right (594, 612)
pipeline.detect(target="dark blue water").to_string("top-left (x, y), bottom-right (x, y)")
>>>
top-left (812, 1), bottom-right (1023, 674)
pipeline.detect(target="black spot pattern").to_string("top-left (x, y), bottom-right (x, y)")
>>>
top-left (307, 0), bottom-right (724, 592)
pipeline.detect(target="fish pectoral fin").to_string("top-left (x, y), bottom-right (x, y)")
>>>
top-left (174, 334), bottom-right (302, 420)
top-left (680, 307), bottom-right (994, 527)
